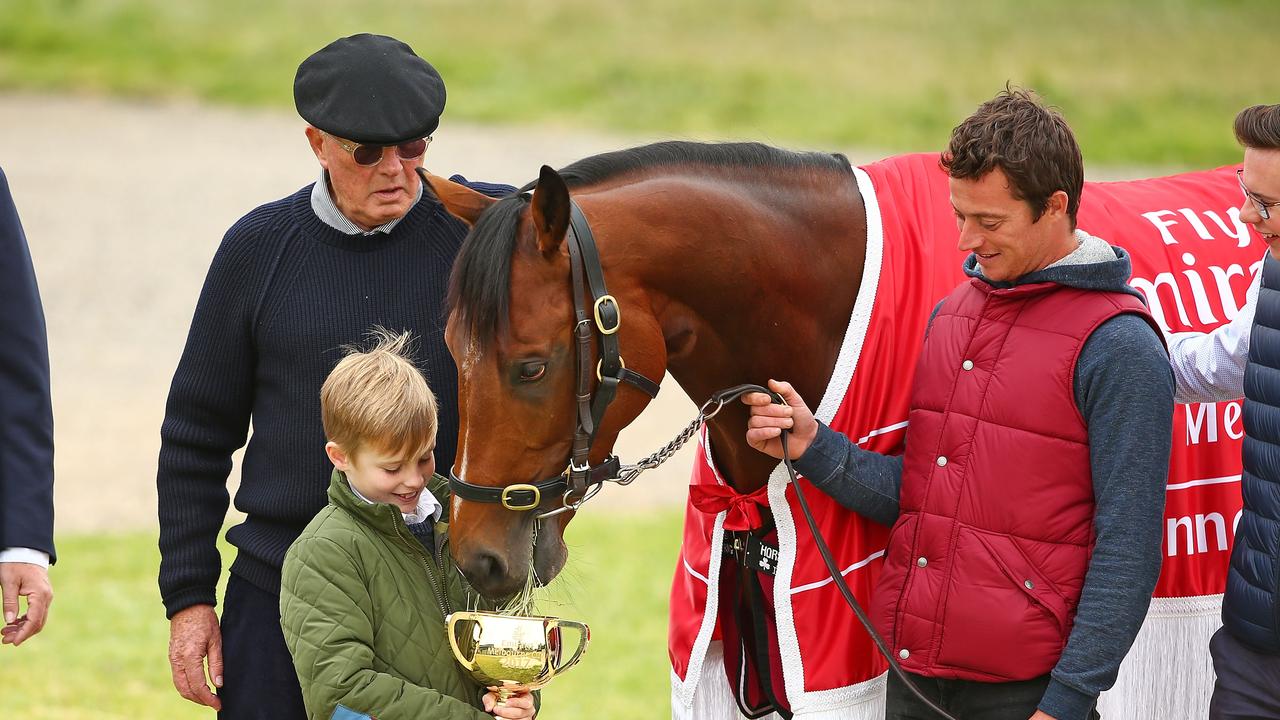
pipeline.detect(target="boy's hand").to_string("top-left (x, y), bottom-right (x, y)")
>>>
top-left (483, 686), bottom-right (535, 719)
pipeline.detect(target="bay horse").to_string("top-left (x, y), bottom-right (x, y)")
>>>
top-left (425, 142), bottom-right (1254, 719)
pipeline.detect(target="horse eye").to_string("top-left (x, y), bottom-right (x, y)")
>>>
top-left (519, 362), bottom-right (547, 382)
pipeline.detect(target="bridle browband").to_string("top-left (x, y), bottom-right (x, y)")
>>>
top-left (448, 198), bottom-right (662, 517)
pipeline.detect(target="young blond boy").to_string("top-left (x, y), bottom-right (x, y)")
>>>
top-left (280, 330), bottom-right (535, 720)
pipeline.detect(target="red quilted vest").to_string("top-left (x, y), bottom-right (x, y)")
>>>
top-left (871, 276), bottom-right (1157, 681)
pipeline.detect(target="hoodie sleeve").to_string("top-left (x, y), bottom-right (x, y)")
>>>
top-left (793, 423), bottom-right (902, 527)
top-left (1038, 312), bottom-right (1174, 720)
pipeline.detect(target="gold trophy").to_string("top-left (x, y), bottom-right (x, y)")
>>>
top-left (446, 611), bottom-right (590, 704)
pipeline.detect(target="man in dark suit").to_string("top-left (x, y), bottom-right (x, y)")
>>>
top-left (0, 167), bottom-right (55, 647)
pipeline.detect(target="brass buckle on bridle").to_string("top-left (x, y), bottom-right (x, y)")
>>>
top-left (593, 295), bottom-right (621, 335)
top-left (596, 356), bottom-right (625, 382)
top-left (500, 483), bottom-right (542, 511)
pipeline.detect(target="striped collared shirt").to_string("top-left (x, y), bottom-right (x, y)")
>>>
top-left (310, 171), bottom-right (424, 235)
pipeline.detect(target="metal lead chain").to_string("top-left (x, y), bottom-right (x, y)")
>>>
top-left (615, 407), bottom-right (713, 485)
top-left (540, 386), bottom-right (770, 518)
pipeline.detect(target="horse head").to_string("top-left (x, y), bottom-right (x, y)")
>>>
top-left (428, 143), bottom-right (864, 599)
top-left (427, 166), bottom-right (667, 598)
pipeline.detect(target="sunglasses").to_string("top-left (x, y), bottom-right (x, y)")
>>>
top-left (1238, 169), bottom-right (1280, 221)
top-left (328, 134), bottom-right (431, 166)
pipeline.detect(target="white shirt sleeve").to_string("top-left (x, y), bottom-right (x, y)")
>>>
top-left (0, 548), bottom-right (50, 569)
top-left (1165, 265), bottom-right (1261, 404)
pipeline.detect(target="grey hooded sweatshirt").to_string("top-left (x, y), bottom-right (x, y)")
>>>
top-left (794, 232), bottom-right (1174, 720)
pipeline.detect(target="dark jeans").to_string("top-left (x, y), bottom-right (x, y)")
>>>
top-left (218, 573), bottom-right (307, 720)
top-left (886, 669), bottom-right (1099, 720)
top-left (1210, 626), bottom-right (1280, 720)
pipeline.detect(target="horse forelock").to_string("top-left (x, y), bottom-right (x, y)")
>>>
top-left (447, 192), bottom-right (531, 354)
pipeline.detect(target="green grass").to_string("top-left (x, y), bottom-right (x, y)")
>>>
top-left (0, 511), bottom-right (684, 719)
top-left (0, 0), bottom-right (1271, 166)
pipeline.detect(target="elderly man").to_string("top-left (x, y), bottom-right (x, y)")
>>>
top-left (0, 167), bottom-right (55, 648)
top-left (157, 34), bottom-right (511, 718)
top-left (1164, 103), bottom-right (1280, 720)
top-left (744, 89), bottom-right (1174, 720)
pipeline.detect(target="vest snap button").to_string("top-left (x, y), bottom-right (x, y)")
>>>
top-left (1024, 579), bottom-right (1035, 590)
top-left (962, 359), bottom-right (974, 371)
top-left (936, 456), bottom-right (948, 467)
top-left (899, 648), bottom-right (910, 660)
top-left (917, 557), bottom-right (928, 568)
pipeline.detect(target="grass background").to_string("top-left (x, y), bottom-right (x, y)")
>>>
top-left (0, 0), bottom-right (1274, 167)
top-left (0, 1), bottom-right (1270, 716)
top-left (0, 512), bottom-right (685, 719)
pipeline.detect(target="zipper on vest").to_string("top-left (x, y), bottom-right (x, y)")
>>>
top-left (393, 518), bottom-right (450, 619)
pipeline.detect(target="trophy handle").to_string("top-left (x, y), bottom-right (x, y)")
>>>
top-left (446, 613), bottom-right (476, 667)
top-left (546, 619), bottom-right (590, 674)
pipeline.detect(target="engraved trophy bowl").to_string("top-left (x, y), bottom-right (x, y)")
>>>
top-left (446, 611), bottom-right (590, 704)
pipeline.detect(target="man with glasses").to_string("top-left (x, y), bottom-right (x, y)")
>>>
top-left (157, 33), bottom-right (512, 718)
top-left (1167, 103), bottom-right (1280, 719)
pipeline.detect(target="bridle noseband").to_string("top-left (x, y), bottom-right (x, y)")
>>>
top-left (448, 199), bottom-right (662, 518)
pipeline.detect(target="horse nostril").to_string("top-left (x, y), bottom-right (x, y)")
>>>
top-left (477, 550), bottom-right (507, 582)
top-left (465, 550), bottom-right (514, 597)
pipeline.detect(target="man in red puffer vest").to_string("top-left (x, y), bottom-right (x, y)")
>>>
top-left (744, 88), bottom-right (1174, 720)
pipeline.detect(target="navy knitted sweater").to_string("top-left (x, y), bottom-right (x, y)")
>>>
top-left (157, 175), bottom-right (512, 618)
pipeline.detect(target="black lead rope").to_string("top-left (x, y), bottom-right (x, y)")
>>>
top-left (727, 383), bottom-right (959, 720)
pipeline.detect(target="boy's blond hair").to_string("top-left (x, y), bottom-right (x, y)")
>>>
top-left (321, 328), bottom-right (438, 459)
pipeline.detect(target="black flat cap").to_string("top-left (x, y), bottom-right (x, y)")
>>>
top-left (294, 33), bottom-right (446, 145)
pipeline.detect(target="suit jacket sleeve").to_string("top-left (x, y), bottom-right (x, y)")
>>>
top-left (0, 168), bottom-right (56, 562)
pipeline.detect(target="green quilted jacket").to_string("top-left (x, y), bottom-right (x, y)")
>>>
top-left (280, 471), bottom-right (493, 720)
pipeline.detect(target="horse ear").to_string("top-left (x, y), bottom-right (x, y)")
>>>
top-left (530, 165), bottom-right (570, 257)
top-left (422, 171), bottom-right (496, 227)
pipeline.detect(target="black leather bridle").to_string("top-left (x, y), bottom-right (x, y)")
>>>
top-left (448, 199), bottom-right (662, 517)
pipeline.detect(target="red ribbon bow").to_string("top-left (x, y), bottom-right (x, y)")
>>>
top-left (689, 483), bottom-right (771, 531)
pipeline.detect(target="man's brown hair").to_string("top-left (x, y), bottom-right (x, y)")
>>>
top-left (1234, 105), bottom-right (1280, 150)
top-left (321, 327), bottom-right (438, 459)
top-left (941, 86), bottom-right (1084, 226)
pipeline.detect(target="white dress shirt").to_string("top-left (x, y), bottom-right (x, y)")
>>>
top-left (0, 548), bottom-right (50, 568)
top-left (1165, 254), bottom-right (1263, 404)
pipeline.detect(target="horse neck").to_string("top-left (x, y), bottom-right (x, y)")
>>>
top-left (593, 169), bottom-right (868, 492)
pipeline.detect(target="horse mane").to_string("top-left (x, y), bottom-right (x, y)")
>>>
top-left (447, 141), bottom-right (854, 349)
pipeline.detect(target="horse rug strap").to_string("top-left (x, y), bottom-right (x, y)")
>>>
top-left (723, 530), bottom-right (780, 577)
top-left (719, 525), bottom-right (792, 718)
